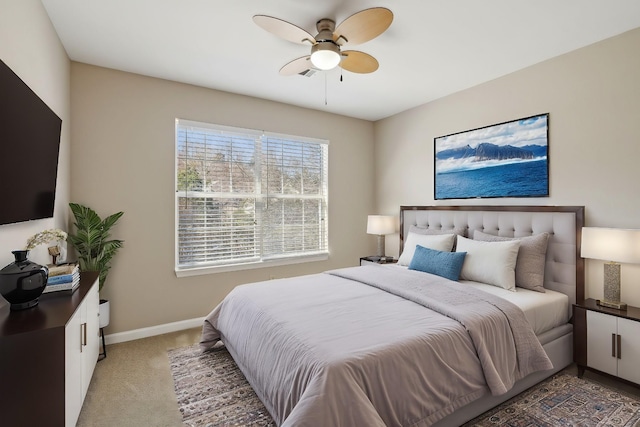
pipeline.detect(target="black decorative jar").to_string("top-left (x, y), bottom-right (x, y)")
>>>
top-left (0, 250), bottom-right (49, 310)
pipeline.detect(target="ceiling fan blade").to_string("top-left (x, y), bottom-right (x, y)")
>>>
top-left (253, 15), bottom-right (316, 45)
top-left (279, 56), bottom-right (313, 76)
top-left (340, 50), bottom-right (379, 74)
top-left (333, 8), bottom-right (393, 46)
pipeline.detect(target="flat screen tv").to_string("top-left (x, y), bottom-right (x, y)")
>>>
top-left (0, 59), bottom-right (62, 226)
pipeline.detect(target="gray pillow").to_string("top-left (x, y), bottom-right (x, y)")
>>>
top-left (473, 230), bottom-right (550, 293)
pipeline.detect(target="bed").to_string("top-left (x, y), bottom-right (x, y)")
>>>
top-left (200, 205), bottom-right (585, 427)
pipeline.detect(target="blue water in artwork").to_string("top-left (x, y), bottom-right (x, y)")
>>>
top-left (435, 159), bottom-right (548, 199)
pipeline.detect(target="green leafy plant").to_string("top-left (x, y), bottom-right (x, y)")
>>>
top-left (67, 203), bottom-right (124, 292)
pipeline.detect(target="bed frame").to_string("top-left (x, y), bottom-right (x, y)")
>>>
top-left (399, 205), bottom-right (584, 426)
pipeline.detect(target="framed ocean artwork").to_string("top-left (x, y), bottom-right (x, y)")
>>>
top-left (434, 113), bottom-right (549, 200)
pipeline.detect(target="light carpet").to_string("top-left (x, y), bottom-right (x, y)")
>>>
top-left (169, 344), bottom-right (640, 426)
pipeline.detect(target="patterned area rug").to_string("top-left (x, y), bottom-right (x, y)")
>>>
top-left (169, 344), bottom-right (640, 427)
top-left (464, 374), bottom-right (640, 427)
top-left (169, 344), bottom-right (275, 426)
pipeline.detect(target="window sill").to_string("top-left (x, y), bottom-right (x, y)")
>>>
top-left (175, 253), bottom-right (329, 277)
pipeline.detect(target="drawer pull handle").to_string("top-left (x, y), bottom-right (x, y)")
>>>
top-left (81, 322), bottom-right (87, 352)
top-left (617, 334), bottom-right (622, 360)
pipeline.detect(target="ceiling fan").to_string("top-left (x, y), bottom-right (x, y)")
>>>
top-left (253, 7), bottom-right (393, 76)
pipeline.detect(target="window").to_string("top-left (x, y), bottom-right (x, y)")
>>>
top-left (175, 119), bottom-right (329, 275)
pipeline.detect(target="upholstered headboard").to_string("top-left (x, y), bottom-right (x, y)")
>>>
top-left (400, 206), bottom-right (585, 306)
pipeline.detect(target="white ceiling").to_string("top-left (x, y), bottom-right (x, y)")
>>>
top-left (41, 0), bottom-right (640, 121)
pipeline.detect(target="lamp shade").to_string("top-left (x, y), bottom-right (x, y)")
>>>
top-left (581, 227), bottom-right (640, 264)
top-left (367, 215), bottom-right (395, 235)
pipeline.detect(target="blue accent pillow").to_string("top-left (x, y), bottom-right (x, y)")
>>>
top-left (408, 245), bottom-right (467, 281)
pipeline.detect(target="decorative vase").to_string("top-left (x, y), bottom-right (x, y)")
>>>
top-left (0, 250), bottom-right (49, 310)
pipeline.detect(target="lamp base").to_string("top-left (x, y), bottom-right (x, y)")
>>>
top-left (600, 262), bottom-right (625, 310)
top-left (375, 235), bottom-right (386, 258)
top-left (596, 299), bottom-right (627, 310)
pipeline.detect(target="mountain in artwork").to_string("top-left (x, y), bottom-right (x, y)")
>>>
top-left (436, 143), bottom-right (546, 162)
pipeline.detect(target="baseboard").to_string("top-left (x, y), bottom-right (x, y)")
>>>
top-left (104, 317), bottom-right (205, 345)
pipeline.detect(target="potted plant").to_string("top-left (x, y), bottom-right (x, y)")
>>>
top-left (67, 203), bottom-right (124, 330)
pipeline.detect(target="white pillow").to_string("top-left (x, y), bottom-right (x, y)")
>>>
top-left (473, 230), bottom-right (549, 292)
top-left (455, 235), bottom-right (520, 291)
top-left (398, 232), bottom-right (455, 266)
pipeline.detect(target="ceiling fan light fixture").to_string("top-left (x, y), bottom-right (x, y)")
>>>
top-left (255, 8), bottom-right (393, 75)
top-left (310, 42), bottom-right (341, 70)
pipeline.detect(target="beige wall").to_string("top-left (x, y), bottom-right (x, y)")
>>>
top-left (70, 63), bottom-right (375, 333)
top-left (9, 0), bottom-right (638, 332)
top-left (0, 0), bottom-right (71, 272)
top-left (374, 28), bottom-right (640, 306)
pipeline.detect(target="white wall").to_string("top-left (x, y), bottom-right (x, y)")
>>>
top-left (0, 1), bottom-right (71, 273)
top-left (374, 28), bottom-right (640, 306)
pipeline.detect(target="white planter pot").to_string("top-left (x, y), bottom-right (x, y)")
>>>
top-left (99, 299), bottom-right (110, 328)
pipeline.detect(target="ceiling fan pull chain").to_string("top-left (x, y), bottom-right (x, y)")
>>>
top-left (324, 72), bottom-right (328, 105)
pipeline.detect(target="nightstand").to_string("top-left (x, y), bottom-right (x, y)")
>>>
top-left (574, 298), bottom-right (640, 385)
top-left (360, 256), bottom-right (397, 266)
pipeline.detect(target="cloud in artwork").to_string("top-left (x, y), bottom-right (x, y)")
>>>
top-left (435, 114), bottom-right (548, 152)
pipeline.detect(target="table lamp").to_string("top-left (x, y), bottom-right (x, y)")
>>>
top-left (367, 215), bottom-right (395, 258)
top-left (581, 227), bottom-right (640, 310)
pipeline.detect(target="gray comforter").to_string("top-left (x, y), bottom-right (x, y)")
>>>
top-left (200, 265), bottom-right (552, 427)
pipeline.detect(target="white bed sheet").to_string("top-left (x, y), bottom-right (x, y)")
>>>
top-left (387, 264), bottom-right (569, 336)
top-left (460, 280), bottom-right (569, 336)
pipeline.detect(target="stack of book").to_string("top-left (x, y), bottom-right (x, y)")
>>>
top-left (43, 263), bottom-right (80, 294)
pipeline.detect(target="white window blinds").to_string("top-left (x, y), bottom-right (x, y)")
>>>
top-left (175, 120), bottom-right (328, 272)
